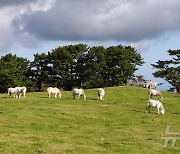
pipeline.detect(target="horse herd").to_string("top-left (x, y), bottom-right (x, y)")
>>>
top-left (7, 81), bottom-right (165, 115)
top-left (7, 86), bottom-right (27, 98)
top-left (147, 82), bottom-right (165, 115)
top-left (7, 86), bottom-right (105, 101)
top-left (47, 87), bottom-right (105, 101)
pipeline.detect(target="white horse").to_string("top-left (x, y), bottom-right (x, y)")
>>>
top-left (146, 99), bottom-right (165, 115)
top-left (15, 86), bottom-right (27, 98)
top-left (148, 89), bottom-right (162, 99)
top-left (98, 88), bottom-right (105, 100)
top-left (146, 82), bottom-right (157, 89)
top-left (8, 86), bottom-right (27, 98)
top-left (8, 88), bottom-right (18, 98)
top-left (73, 88), bottom-right (86, 100)
top-left (47, 87), bottom-right (62, 98)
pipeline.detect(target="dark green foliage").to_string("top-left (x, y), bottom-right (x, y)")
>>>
top-left (48, 44), bottom-right (88, 90)
top-left (0, 54), bottom-right (30, 92)
top-left (47, 44), bottom-right (144, 90)
top-left (1, 44), bottom-right (144, 91)
top-left (104, 45), bottom-right (144, 87)
top-left (77, 46), bottom-right (107, 89)
top-left (28, 53), bottom-right (49, 91)
top-left (152, 49), bottom-right (180, 92)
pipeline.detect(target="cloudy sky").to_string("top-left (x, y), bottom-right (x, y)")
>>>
top-left (1, 0), bottom-right (180, 90)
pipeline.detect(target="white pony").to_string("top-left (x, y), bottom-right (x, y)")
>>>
top-left (146, 98), bottom-right (165, 115)
top-left (146, 82), bottom-right (157, 89)
top-left (8, 86), bottom-right (27, 98)
top-left (148, 89), bottom-right (162, 99)
top-left (98, 88), bottom-right (105, 100)
top-left (15, 86), bottom-right (27, 98)
top-left (8, 88), bottom-right (17, 98)
top-left (73, 88), bottom-right (86, 100)
top-left (47, 87), bottom-right (62, 98)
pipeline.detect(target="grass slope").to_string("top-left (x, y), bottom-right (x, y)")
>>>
top-left (0, 86), bottom-right (179, 153)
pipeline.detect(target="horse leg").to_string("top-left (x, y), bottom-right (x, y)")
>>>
top-left (147, 106), bottom-right (151, 113)
top-left (73, 93), bottom-right (75, 99)
top-left (146, 106), bottom-right (148, 113)
top-left (8, 92), bottom-right (11, 98)
top-left (157, 108), bottom-right (160, 114)
top-left (58, 93), bottom-right (61, 98)
top-left (18, 93), bottom-right (21, 98)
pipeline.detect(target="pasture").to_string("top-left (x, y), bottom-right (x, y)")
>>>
top-left (0, 86), bottom-right (179, 153)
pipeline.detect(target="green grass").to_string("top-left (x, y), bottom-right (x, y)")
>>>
top-left (0, 86), bottom-right (179, 153)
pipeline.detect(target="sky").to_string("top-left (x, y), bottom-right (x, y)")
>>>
top-left (0, 0), bottom-right (180, 90)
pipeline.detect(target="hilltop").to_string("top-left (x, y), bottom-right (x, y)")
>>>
top-left (0, 86), bottom-right (179, 153)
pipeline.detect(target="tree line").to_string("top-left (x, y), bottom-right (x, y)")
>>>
top-left (0, 44), bottom-right (179, 93)
top-left (0, 44), bottom-right (144, 92)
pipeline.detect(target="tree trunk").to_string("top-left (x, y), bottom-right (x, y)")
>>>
top-left (37, 80), bottom-right (44, 92)
top-left (176, 86), bottom-right (180, 93)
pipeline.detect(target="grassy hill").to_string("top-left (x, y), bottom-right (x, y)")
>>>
top-left (0, 86), bottom-right (179, 153)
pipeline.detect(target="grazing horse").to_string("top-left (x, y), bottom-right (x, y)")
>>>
top-left (8, 86), bottom-right (27, 98)
top-left (47, 87), bottom-right (62, 98)
top-left (15, 86), bottom-right (27, 98)
top-left (146, 82), bottom-right (157, 89)
top-left (8, 88), bottom-right (18, 98)
top-left (98, 88), bottom-right (105, 100)
top-left (148, 89), bottom-right (162, 99)
top-left (73, 88), bottom-right (86, 100)
top-left (146, 98), bottom-right (165, 115)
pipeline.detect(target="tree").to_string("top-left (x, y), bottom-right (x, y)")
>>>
top-left (49, 44), bottom-right (88, 90)
top-left (136, 75), bottom-right (145, 83)
top-left (77, 46), bottom-right (106, 88)
top-left (0, 53), bottom-right (30, 92)
top-left (29, 53), bottom-right (49, 91)
top-left (28, 44), bottom-right (144, 91)
top-left (152, 49), bottom-right (180, 93)
top-left (104, 45), bottom-right (144, 87)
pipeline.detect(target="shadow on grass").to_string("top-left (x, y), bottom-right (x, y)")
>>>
top-left (88, 98), bottom-right (98, 100)
top-left (39, 96), bottom-right (64, 99)
top-left (132, 109), bottom-right (145, 113)
top-left (140, 98), bottom-right (149, 101)
top-left (174, 96), bottom-right (180, 98)
top-left (39, 97), bottom-right (49, 98)
top-left (1, 97), bottom-right (9, 99)
top-left (172, 112), bottom-right (180, 115)
top-left (132, 110), bottom-right (160, 115)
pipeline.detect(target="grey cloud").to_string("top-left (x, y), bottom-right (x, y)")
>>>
top-left (12, 0), bottom-right (180, 42)
top-left (0, 0), bottom-right (37, 7)
top-left (0, 29), bottom-right (14, 53)
top-left (0, 0), bottom-right (54, 53)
